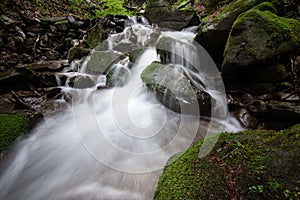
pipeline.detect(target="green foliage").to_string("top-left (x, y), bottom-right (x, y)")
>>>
top-left (0, 114), bottom-right (28, 152)
top-left (22, 0), bottom-right (134, 18)
top-left (94, 0), bottom-right (134, 17)
top-left (154, 125), bottom-right (300, 200)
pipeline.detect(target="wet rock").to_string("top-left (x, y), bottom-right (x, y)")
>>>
top-left (113, 41), bottom-right (134, 52)
top-left (155, 35), bottom-right (195, 65)
top-left (222, 8), bottom-right (300, 82)
top-left (235, 108), bottom-right (259, 129)
top-left (44, 87), bottom-right (62, 99)
top-left (24, 60), bottom-right (68, 72)
top-left (68, 47), bottom-right (90, 63)
top-left (141, 62), bottom-right (211, 116)
top-left (195, 0), bottom-right (285, 67)
top-left (37, 72), bottom-right (58, 87)
top-left (69, 75), bottom-right (96, 89)
top-left (129, 48), bottom-right (144, 63)
top-left (106, 64), bottom-right (130, 87)
top-left (86, 23), bottom-right (106, 48)
top-left (144, 0), bottom-right (200, 30)
top-left (85, 51), bottom-right (124, 75)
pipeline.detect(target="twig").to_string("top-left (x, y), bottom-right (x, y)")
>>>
top-left (11, 90), bottom-right (36, 111)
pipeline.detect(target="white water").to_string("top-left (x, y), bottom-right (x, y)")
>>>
top-left (0, 18), bottom-right (242, 200)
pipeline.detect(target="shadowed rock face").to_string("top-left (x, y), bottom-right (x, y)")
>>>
top-left (141, 62), bottom-right (211, 116)
top-left (144, 0), bottom-right (200, 30)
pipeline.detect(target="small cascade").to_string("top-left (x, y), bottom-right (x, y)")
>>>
top-left (0, 16), bottom-right (243, 200)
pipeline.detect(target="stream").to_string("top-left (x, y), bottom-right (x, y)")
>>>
top-left (0, 17), bottom-right (242, 200)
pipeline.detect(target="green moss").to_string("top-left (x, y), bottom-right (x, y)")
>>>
top-left (154, 125), bottom-right (300, 200)
top-left (223, 7), bottom-right (300, 71)
top-left (253, 2), bottom-right (277, 13)
top-left (0, 114), bottom-right (29, 152)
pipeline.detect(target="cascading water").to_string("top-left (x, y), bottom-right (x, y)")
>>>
top-left (0, 17), bottom-right (242, 200)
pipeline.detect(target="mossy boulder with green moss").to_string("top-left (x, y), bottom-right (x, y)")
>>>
top-left (222, 9), bottom-right (300, 83)
top-left (154, 124), bottom-right (300, 200)
top-left (195, 0), bottom-right (284, 67)
top-left (0, 114), bottom-right (28, 152)
top-left (85, 51), bottom-right (124, 75)
top-left (141, 62), bottom-right (211, 116)
top-left (86, 23), bottom-right (106, 49)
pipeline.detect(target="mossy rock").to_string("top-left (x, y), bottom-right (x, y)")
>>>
top-left (69, 75), bottom-right (96, 89)
top-left (68, 47), bottom-right (90, 63)
top-left (85, 51), bottom-right (124, 75)
top-left (154, 124), bottom-right (300, 200)
top-left (195, 0), bottom-right (284, 67)
top-left (0, 114), bottom-right (28, 152)
top-left (86, 23), bottom-right (106, 49)
top-left (106, 65), bottom-right (130, 87)
top-left (141, 62), bottom-right (211, 116)
top-left (222, 8), bottom-right (300, 81)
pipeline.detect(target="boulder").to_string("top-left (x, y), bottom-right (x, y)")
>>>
top-left (141, 62), bottom-right (211, 116)
top-left (195, 0), bottom-right (284, 67)
top-left (106, 64), bottom-right (130, 87)
top-left (84, 51), bottom-right (124, 75)
top-left (86, 23), bottom-right (106, 48)
top-left (154, 124), bottom-right (300, 199)
top-left (68, 47), bottom-right (90, 63)
top-left (222, 9), bottom-right (300, 83)
top-left (144, 0), bottom-right (200, 30)
top-left (155, 35), bottom-right (196, 65)
top-left (69, 75), bottom-right (96, 89)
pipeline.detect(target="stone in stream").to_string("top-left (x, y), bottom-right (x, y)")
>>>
top-left (68, 47), bottom-right (91, 63)
top-left (84, 50), bottom-right (125, 75)
top-left (141, 62), bottom-right (211, 116)
top-left (155, 35), bottom-right (196, 65)
top-left (69, 75), bottom-right (96, 89)
top-left (86, 23), bottom-right (106, 49)
top-left (222, 6), bottom-right (300, 84)
top-left (106, 64), bottom-right (130, 87)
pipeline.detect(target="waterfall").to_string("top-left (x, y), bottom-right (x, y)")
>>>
top-left (0, 17), bottom-right (242, 200)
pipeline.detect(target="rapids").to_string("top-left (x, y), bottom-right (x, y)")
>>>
top-left (0, 17), bottom-right (242, 200)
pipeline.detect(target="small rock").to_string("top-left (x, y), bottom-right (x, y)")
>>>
top-left (68, 47), bottom-right (90, 63)
top-left (235, 108), bottom-right (259, 129)
top-left (69, 75), bottom-right (96, 89)
top-left (242, 93), bottom-right (255, 105)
